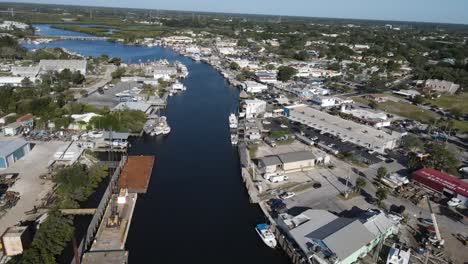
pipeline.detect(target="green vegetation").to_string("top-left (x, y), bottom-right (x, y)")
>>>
top-left (401, 134), bottom-right (424, 152)
top-left (9, 211), bottom-right (74, 264)
top-left (277, 66), bottom-right (297, 82)
top-left (270, 129), bottom-right (289, 140)
top-left (376, 166), bottom-right (388, 180)
top-left (53, 164), bottom-right (108, 209)
top-left (423, 142), bottom-right (460, 175)
top-left (355, 177), bottom-right (367, 192)
top-left (427, 93), bottom-right (468, 114)
top-left (89, 109), bottom-right (147, 133)
top-left (376, 187), bottom-right (388, 204)
top-left (0, 36), bottom-right (27, 59)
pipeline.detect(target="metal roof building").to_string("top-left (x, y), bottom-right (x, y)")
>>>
top-left (0, 139), bottom-right (31, 169)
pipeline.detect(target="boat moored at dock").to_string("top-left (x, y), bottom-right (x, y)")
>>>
top-left (255, 224), bottom-right (277, 248)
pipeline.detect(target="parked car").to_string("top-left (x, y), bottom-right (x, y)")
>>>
top-left (420, 218), bottom-right (434, 226)
top-left (447, 198), bottom-right (463, 207)
top-left (279, 192), bottom-right (295, 200)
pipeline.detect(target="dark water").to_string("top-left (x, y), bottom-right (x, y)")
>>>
top-left (27, 25), bottom-right (291, 264)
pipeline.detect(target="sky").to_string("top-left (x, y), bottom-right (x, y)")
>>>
top-left (5, 0), bottom-right (468, 24)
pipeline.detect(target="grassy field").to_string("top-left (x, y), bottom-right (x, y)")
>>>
top-left (427, 92), bottom-right (468, 114)
top-left (352, 96), bottom-right (468, 134)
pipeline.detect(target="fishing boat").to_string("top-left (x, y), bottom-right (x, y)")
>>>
top-left (229, 113), bottom-right (238, 129)
top-left (255, 224), bottom-right (277, 248)
top-left (230, 134), bottom-right (238, 145)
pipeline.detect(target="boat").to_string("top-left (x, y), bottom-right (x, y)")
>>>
top-left (172, 81), bottom-right (186, 91)
top-left (230, 134), bottom-right (238, 145)
top-left (162, 126), bottom-right (171, 135)
top-left (143, 119), bottom-right (157, 134)
top-left (255, 224), bottom-right (277, 248)
top-left (229, 113), bottom-right (238, 129)
top-left (386, 243), bottom-right (410, 264)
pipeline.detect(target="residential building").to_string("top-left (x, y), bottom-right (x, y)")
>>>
top-left (0, 139), bottom-right (31, 169)
top-left (243, 99), bottom-right (266, 119)
top-left (243, 81), bottom-right (267, 94)
top-left (424, 79), bottom-right (460, 95)
top-left (3, 122), bottom-right (22, 136)
top-left (284, 105), bottom-right (401, 153)
top-left (412, 168), bottom-right (468, 206)
top-left (255, 71), bottom-right (277, 84)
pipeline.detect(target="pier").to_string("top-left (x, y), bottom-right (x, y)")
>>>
top-left (74, 156), bottom-right (154, 264)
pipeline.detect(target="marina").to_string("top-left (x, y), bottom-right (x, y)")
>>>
top-left (24, 24), bottom-right (290, 264)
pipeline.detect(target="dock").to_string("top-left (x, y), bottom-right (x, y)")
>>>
top-left (78, 155), bottom-right (155, 264)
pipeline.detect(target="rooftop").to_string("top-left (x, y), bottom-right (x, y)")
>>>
top-left (0, 139), bottom-right (29, 157)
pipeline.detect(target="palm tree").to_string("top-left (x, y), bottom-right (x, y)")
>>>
top-left (376, 188), bottom-right (388, 205)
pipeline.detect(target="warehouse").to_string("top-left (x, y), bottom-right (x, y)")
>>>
top-left (258, 151), bottom-right (317, 176)
top-left (412, 168), bottom-right (468, 206)
top-left (0, 139), bottom-right (31, 169)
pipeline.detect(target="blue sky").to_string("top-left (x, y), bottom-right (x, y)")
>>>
top-left (7, 0), bottom-right (468, 24)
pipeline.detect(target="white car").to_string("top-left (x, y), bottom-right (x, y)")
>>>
top-left (447, 198), bottom-right (462, 207)
top-left (279, 192), bottom-right (295, 200)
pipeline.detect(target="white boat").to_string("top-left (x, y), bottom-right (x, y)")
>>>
top-left (386, 244), bottom-right (410, 264)
top-left (172, 81), bottom-right (186, 91)
top-left (229, 113), bottom-right (238, 129)
top-left (162, 126), bottom-right (171, 135)
top-left (255, 224), bottom-right (277, 248)
top-left (230, 134), bottom-right (238, 145)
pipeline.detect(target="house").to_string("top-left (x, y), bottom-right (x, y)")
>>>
top-left (255, 71), bottom-right (277, 84)
top-left (258, 151), bottom-right (319, 176)
top-left (70, 113), bottom-right (101, 130)
top-left (243, 99), bottom-right (266, 119)
top-left (243, 81), bottom-right (267, 94)
top-left (0, 139), bottom-right (31, 169)
top-left (3, 122), bottom-right (22, 136)
top-left (16, 113), bottom-right (34, 128)
top-left (424, 79), bottom-right (460, 95)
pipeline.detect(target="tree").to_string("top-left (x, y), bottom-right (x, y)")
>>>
top-left (423, 142), bottom-right (460, 175)
top-left (376, 166), bottom-right (388, 180)
top-left (450, 107), bottom-right (463, 119)
top-left (368, 100), bottom-right (378, 109)
top-left (294, 50), bottom-right (310, 61)
top-left (412, 95), bottom-right (424, 104)
top-left (376, 187), bottom-right (388, 203)
top-left (355, 177), bottom-right (367, 192)
top-left (229, 62), bottom-right (240, 71)
top-left (401, 134), bottom-right (424, 152)
top-left (277, 66), bottom-right (297, 82)
top-left (71, 71), bottom-right (85, 84)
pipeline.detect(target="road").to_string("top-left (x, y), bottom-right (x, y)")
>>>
top-left (72, 64), bottom-right (116, 99)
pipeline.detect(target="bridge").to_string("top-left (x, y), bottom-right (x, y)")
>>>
top-left (57, 36), bottom-right (109, 41)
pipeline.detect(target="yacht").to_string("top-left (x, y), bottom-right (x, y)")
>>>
top-left (230, 134), bottom-right (238, 145)
top-left (255, 224), bottom-right (277, 248)
top-left (386, 244), bottom-right (410, 264)
top-left (162, 126), bottom-right (171, 135)
top-left (229, 113), bottom-right (238, 129)
top-left (172, 81), bottom-right (186, 91)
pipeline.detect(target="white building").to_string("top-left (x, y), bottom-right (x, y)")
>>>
top-left (0, 21), bottom-right (29, 31)
top-left (153, 65), bottom-right (177, 80)
top-left (243, 81), bottom-right (267, 94)
top-left (285, 105), bottom-right (401, 153)
top-left (340, 105), bottom-right (391, 128)
top-left (311, 96), bottom-right (352, 107)
top-left (0, 77), bottom-right (28, 86)
top-left (243, 99), bottom-right (266, 119)
top-left (38, 60), bottom-right (87, 75)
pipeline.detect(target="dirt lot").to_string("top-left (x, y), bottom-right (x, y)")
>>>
top-left (0, 140), bottom-right (67, 236)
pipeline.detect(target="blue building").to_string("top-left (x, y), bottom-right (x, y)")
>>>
top-left (0, 139), bottom-right (31, 169)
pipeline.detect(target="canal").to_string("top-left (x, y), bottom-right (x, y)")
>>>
top-left (27, 25), bottom-right (291, 264)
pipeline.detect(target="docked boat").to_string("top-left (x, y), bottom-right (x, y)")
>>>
top-left (386, 244), bottom-right (410, 264)
top-left (229, 113), bottom-right (238, 129)
top-left (230, 134), bottom-right (238, 145)
top-left (171, 81), bottom-right (186, 91)
top-left (255, 224), bottom-right (277, 248)
top-left (162, 126), bottom-right (171, 135)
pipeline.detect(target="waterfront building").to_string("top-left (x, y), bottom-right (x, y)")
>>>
top-left (258, 150), bottom-right (325, 176)
top-left (277, 209), bottom-right (397, 264)
top-left (284, 105), bottom-right (401, 153)
top-left (243, 80), bottom-right (268, 94)
top-left (0, 139), bottom-right (31, 169)
top-left (243, 99), bottom-right (267, 119)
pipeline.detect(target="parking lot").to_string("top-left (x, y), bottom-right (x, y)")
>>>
top-left (79, 81), bottom-right (141, 109)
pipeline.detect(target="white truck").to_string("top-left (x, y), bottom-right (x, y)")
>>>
top-left (269, 175), bottom-right (288, 183)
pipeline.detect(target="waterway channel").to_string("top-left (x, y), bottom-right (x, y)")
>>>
top-left (27, 25), bottom-right (291, 263)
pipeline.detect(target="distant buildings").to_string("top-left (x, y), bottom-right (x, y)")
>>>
top-left (10, 59), bottom-right (87, 80)
top-left (0, 21), bottom-right (29, 31)
top-left (277, 209), bottom-right (397, 264)
top-left (424, 79), bottom-right (460, 95)
top-left (0, 139), bottom-right (31, 169)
